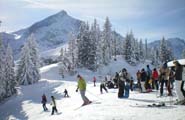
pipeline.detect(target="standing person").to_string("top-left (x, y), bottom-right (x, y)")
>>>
top-left (146, 65), bottom-right (152, 90)
top-left (159, 62), bottom-right (169, 96)
top-left (173, 61), bottom-right (184, 102)
top-left (136, 70), bottom-right (141, 90)
top-left (100, 79), bottom-right (108, 94)
top-left (169, 68), bottom-right (175, 89)
top-left (152, 68), bottom-right (159, 90)
top-left (118, 68), bottom-right (131, 98)
top-left (76, 74), bottom-right (91, 106)
top-left (130, 77), bottom-right (134, 91)
top-left (41, 94), bottom-right (48, 111)
top-left (50, 96), bottom-right (58, 115)
top-left (118, 69), bottom-right (125, 98)
top-left (64, 89), bottom-right (69, 97)
top-left (113, 72), bottom-right (119, 88)
top-left (140, 68), bottom-right (147, 92)
top-left (93, 76), bottom-right (96, 87)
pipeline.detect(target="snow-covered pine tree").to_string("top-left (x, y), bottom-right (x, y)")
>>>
top-left (4, 44), bottom-right (16, 97)
top-left (27, 34), bottom-right (40, 82)
top-left (112, 31), bottom-right (117, 59)
top-left (182, 49), bottom-right (185, 58)
top-left (92, 20), bottom-right (102, 69)
top-left (102, 17), bottom-right (112, 64)
top-left (139, 39), bottom-right (144, 62)
top-left (159, 37), bottom-right (172, 63)
top-left (123, 33), bottom-right (132, 62)
top-left (0, 35), bottom-right (6, 101)
top-left (16, 42), bottom-right (34, 85)
top-left (89, 19), bottom-right (99, 71)
top-left (77, 22), bottom-right (93, 69)
top-left (16, 35), bottom-right (40, 85)
top-left (166, 48), bottom-right (174, 61)
top-left (133, 38), bottom-right (140, 62)
top-left (68, 32), bottom-right (77, 68)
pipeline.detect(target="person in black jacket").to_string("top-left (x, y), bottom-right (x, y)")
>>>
top-left (140, 68), bottom-right (147, 92)
top-left (174, 60), bottom-right (185, 101)
top-left (41, 94), bottom-right (48, 111)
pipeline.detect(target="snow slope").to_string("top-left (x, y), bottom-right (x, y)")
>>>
top-left (0, 58), bottom-right (185, 120)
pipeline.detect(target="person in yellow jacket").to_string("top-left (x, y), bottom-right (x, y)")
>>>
top-left (76, 74), bottom-right (92, 106)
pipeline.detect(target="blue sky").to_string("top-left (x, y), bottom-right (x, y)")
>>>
top-left (0, 0), bottom-right (185, 42)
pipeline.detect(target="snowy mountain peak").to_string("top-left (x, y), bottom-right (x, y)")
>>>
top-left (57, 10), bottom-right (68, 16)
top-left (2, 10), bottom-right (82, 59)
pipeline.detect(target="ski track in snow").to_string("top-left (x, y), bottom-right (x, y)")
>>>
top-left (1, 59), bottom-right (185, 120)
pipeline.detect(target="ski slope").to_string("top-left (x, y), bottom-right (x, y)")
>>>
top-left (0, 58), bottom-right (185, 120)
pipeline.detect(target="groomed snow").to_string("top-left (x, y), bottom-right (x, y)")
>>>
top-left (0, 57), bottom-right (185, 120)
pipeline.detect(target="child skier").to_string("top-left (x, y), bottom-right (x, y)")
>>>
top-left (64, 89), bottom-right (69, 97)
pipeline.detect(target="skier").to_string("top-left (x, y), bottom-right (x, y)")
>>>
top-left (159, 62), bottom-right (169, 96)
top-left (173, 60), bottom-right (185, 102)
top-left (100, 79), bottom-right (108, 94)
top-left (146, 65), bottom-right (152, 90)
top-left (93, 76), bottom-right (96, 87)
top-left (76, 74), bottom-right (92, 106)
top-left (136, 70), bottom-right (141, 90)
top-left (152, 68), bottom-right (159, 90)
top-left (41, 94), bottom-right (48, 111)
top-left (64, 89), bottom-right (69, 97)
top-left (118, 68), bottom-right (131, 98)
top-left (140, 68), bottom-right (147, 93)
top-left (50, 96), bottom-right (58, 115)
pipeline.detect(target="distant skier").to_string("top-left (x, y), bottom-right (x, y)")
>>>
top-left (64, 89), bottom-right (69, 97)
top-left (41, 94), bottom-right (48, 111)
top-left (100, 79), bottom-right (108, 94)
top-left (50, 96), bottom-right (58, 115)
top-left (93, 76), bottom-right (96, 87)
top-left (76, 74), bottom-right (92, 106)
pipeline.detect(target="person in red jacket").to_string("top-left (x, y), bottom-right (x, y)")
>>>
top-left (152, 68), bottom-right (159, 90)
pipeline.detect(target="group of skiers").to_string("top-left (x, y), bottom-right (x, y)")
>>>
top-left (41, 61), bottom-right (185, 114)
top-left (41, 94), bottom-right (58, 115)
top-left (135, 61), bottom-right (185, 104)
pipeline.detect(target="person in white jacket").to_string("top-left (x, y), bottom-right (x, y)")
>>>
top-left (50, 96), bottom-right (58, 115)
